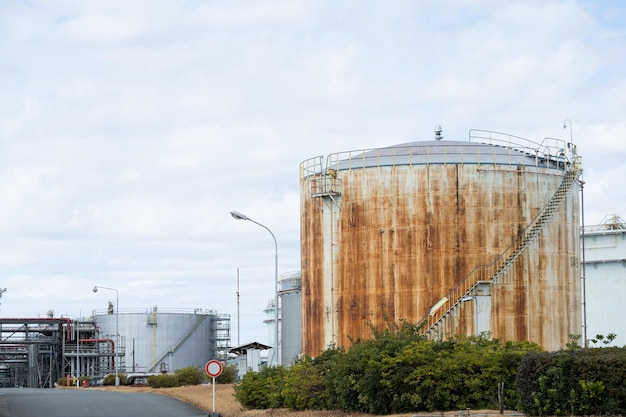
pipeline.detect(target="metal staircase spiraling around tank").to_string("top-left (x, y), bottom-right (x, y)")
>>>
top-left (421, 164), bottom-right (582, 337)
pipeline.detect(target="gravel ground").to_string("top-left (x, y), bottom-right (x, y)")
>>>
top-left (92, 384), bottom-right (520, 417)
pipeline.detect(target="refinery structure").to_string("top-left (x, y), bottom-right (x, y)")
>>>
top-left (0, 307), bottom-right (230, 388)
top-left (6, 127), bottom-right (626, 387)
top-left (299, 129), bottom-right (582, 356)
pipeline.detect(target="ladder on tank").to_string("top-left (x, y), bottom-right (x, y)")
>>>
top-left (421, 163), bottom-right (583, 338)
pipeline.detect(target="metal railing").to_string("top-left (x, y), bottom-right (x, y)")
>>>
top-left (299, 130), bottom-right (574, 181)
top-left (422, 164), bottom-right (582, 336)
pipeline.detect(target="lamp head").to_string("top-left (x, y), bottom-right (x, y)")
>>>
top-left (92, 286), bottom-right (98, 293)
top-left (230, 211), bottom-right (249, 221)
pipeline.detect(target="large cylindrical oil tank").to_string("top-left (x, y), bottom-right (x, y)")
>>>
top-left (299, 130), bottom-right (582, 356)
top-left (94, 307), bottom-right (230, 374)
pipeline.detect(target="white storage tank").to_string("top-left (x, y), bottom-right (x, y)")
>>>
top-left (279, 271), bottom-right (302, 366)
top-left (93, 307), bottom-right (230, 374)
top-left (582, 214), bottom-right (626, 346)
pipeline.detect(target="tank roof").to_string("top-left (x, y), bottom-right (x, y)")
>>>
top-left (329, 139), bottom-right (569, 171)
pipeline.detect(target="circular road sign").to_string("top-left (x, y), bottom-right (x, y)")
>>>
top-left (205, 360), bottom-right (223, 377)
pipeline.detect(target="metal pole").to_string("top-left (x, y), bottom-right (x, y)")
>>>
top-left (237, 268), bottom-right (240, 346)
top-left (230, 211), bottom-right (280, 366)
top-left (76, 318), bottom-right (79, 387)
top-left (580, 179), bottom-right (587, 347)
top-left (212, 376), bottom-right (216, 412)
top-left (93, 285), bottom-right (120, 385)
top-left (564, 119), bottom-right (587, 347)
top-left (116, 291), bottom-right (119, 386)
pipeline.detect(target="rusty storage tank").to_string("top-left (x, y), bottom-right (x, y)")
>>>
top-left (299, 129), bottom-right (582, 356)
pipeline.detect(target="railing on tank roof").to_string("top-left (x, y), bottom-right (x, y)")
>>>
top-left (91, 307), bottom-right (221, 316)
top-left (300, 155), bottom-right (343, 197)
top-left (299, 136), bottom-right (575, 182)
top-left (469, 129), bottom-right (574, 170)
top-left (582, 214), bottom-right (626, 233)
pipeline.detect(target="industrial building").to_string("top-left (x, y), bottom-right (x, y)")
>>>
top-left (582, 214), bottom-right (626, 346)
top-left (0, 315), bottom-right (68, 388)
top-left (299, 129), bottom-right (582, 356)
top-left (0, 307), bottom-right (230, 388)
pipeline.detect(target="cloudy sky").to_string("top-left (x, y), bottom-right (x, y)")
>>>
top-left (1, 1), bottom-right (625, 345)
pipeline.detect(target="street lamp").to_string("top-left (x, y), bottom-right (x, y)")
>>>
top-left (230, 210), bottom-right (280, 366)
top-left (563, 118), bottom-right (573, 143)
top-left (93, 285), bottom-right (120, 386)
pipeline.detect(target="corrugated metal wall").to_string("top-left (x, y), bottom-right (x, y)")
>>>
top-left (279, 271), bottom-right (302, 365)
top-left (300, 140), bottom-right (581, 356)
top-left (583, 223), bottom-right (626, 346)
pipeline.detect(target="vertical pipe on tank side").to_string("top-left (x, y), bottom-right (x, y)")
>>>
top-left (580, 178), bottom-right (587, 346)
top-left (330, 196), bottom-right (335, 347)
top-left (237, 268), bottom-right (240, 346)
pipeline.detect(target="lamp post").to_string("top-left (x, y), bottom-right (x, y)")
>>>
top-left (230, 210), bottom-right (280, 366)
top-left (93, 285), bottom-right (120, 386)
top-left (563, 119), bottom-right (573, 143)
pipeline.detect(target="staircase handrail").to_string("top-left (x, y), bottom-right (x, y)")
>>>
top-left (421, 163), bottom-right (582, 335)
top-left (148, 315), bottom-right (208, 372)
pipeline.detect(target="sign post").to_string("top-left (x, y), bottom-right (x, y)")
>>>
top-left (205, 360), bottom-right (223, 414)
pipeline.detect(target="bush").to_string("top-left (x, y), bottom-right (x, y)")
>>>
top-left (102, 373), bottom-right (126, 386)
top-left (175, 366), bottom-right (204, 386)
top-left (282, 356), bottom-right (328, 410)
top-left (517, 347), bottom-right (626, 416)
top-left (234, 365), bottom-right (287, 409)
top-left (146, 366), bottom-right (204, 388)
top-left (327, 333), bottom-right (539, 414)
top-left (216, 363), bottom-right (238, 384)
top-left (231, 324), bottom-right (540, 414)
top-left (147, 373), bottom-right (178, 388)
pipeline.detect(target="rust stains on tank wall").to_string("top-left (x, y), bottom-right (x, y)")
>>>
top-left (300, 192), bottom-right (327, 356)
top-left (300, 156), bottom-right (581, 356)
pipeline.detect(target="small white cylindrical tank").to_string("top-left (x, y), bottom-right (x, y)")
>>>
top-left (279, 271), bottom-right (302, 366)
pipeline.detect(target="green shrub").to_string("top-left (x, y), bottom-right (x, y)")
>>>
top-left (234, 365), bottom-right (287, 409)
top-left (215, 363), bottom-right (238, 384)
top-left (174, 366), bottom-right (204, 386)
top-left (517, 347), bottom-right (626, 415)
top-left (282, 357), bottom-right (328, 410)
top-left (145, 366), bottom-right (204, 388)
top-left (102, 373), bottom-right (126, 386)
top-left (147, 373), bottom-right (178, 388)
